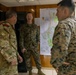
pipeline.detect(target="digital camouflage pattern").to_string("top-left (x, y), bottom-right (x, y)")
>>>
top-left (0, 21), bottom-right (18, 75)
top-left (19, 24), bottom-right (41, 71)
top-left (19, 24), bottom-right (40, 50)
top-left (51, 17), bottom-right (76, 75)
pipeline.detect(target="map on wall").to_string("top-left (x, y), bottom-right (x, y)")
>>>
top-left (40, 8), bottom-right (58, 55)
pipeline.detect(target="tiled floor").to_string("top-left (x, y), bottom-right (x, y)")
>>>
top-left (19, 67), bottom-right (57, 75)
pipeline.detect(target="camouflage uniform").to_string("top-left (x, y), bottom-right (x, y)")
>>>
top-left (19, 23), bottom-right (41, 71)
top-left (0, 21), bottom-right (18, 75)
top-left (51, 17), bottom-right (76, 75)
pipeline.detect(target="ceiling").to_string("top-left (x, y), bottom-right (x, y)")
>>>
top-left (0, 0), bottom-right (76, 7)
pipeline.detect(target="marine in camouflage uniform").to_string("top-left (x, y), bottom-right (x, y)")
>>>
top-left (50, 0), bottom-right (76, 75)
top-left (19, 23), bottom-right (41, 70)
top-left (19, 12), bottom-right (45, 75)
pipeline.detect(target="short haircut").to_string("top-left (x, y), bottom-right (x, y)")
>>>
top-left (26, 12), bottom-right (33, 16)
top-left (57, 0), bottom-right (75, 14)
top-left (6, 10), bottom-right (17, 19)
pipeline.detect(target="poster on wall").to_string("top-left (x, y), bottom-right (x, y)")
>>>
top-left (40, 8), bottom-right (58, 55)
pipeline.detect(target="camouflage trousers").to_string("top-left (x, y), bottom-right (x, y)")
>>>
top-left (57, 64), bottom-right (76, 75)
top-left (23, 48), bottom-right (41, 71)
top-left (0, 65), bottom-right (18, 75)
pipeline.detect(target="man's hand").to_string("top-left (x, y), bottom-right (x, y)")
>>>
top-left (55, 68), bottom-right (58, 73)
top-left (18, 54), bottom-right (23, 63)
top-left (55, 62), bottom-right (70, 73)
top-left (11, 58), bottom-right (17, 66)
top-left (22, 48), bottom-right (26, 53)
top-left (63, 62), bottom-right (70, 65)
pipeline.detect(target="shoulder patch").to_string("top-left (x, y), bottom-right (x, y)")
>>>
top-left (0, 21), bottom-right (10, 27)
top-left (3, 24), bottom-right (9, 27)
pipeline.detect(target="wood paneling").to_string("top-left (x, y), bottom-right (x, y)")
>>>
top-left (0, 4), bottom-right (10, 11)
top-left (31, 55), bottom-right (52, 68)
top-left (0, 4), bottom-right (57, 68)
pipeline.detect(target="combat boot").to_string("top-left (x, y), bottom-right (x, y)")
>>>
top-left (29, 70), bottom-right (32, 75)
top-left (38, 69), bottom-right (45, 75)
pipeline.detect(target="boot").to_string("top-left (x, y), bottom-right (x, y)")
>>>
top-left (38, 69), bottom-right (45, 75)
top-left (29, 70), bottom-right (32, 75)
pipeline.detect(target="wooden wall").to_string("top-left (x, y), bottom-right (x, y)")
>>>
top-left (0, 4), bottom-right (57, 17)
top-left (0, 4), bottom-right (57, 68)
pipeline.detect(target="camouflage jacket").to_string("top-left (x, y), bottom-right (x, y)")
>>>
top-left (0, 21), bottom-right (18, 72)
top-left (51, 17), bottom-right (76, 69)
top-left (19, 23), bottom-right (40, 50)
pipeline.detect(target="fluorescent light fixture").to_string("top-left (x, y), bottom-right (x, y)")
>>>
top-left (17, 0), bottom-right (34, 2)
top-left (17, 0), bottom-right (26, 2)
top-left (28, 0), bottom-right (34, 1)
